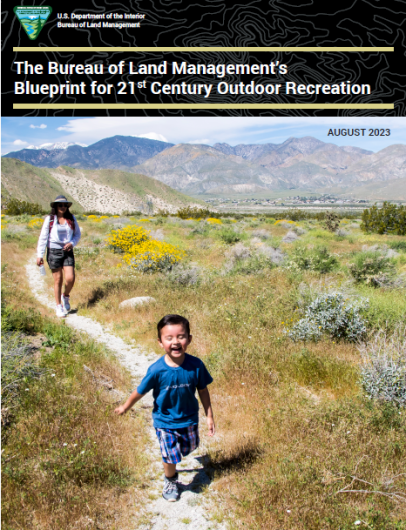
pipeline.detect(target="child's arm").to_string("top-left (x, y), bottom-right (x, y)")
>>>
top-left (114, 389), bottom-right (145, 415)
top-left (197, 387), bottom-right (215, 436)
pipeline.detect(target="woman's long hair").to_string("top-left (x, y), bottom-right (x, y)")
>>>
top-left (49, 206), bottom-right (75, 230)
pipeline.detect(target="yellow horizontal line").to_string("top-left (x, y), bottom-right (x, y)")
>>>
top-left (14, 103), bottom-right (394, 109)
top-left (13, 47), bottom-right (394, 52)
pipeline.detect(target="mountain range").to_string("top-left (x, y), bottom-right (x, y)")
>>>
top-left (5, 136), bottom-right (173, 171)
top-left (3, 135), bottom-right (406, 198)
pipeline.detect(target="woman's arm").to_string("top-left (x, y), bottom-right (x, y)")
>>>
top-left (70, 216), bottom-right (81, 248)
top-left (36, 216), bottom-right (51, 262)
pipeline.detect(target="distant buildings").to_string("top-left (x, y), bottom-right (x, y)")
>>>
top-left (204, 194), bottom-right (370, 207)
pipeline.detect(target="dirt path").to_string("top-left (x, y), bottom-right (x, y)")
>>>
top-left (26, 259), bottom-right (226, 530)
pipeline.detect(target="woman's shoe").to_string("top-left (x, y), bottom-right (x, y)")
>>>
top-left (56, 304), bottom-right (66, 318)
top-left (61, 294), bottom-right (71, 313)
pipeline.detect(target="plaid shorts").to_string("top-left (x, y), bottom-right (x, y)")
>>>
top-left (155, 425), bottom-right (199, 464)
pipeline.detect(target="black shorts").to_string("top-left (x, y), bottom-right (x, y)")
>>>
top-left (46, 248), bottom-right (75, 269)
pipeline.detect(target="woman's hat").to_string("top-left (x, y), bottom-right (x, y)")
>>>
top-left (51, 195), bottom-right (72, 208)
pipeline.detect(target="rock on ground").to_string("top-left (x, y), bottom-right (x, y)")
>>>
top-left (119, 296), bottom-right (157, 308)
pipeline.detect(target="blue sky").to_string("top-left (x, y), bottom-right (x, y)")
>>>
top-left (2, 116), bottom-right (405, 155)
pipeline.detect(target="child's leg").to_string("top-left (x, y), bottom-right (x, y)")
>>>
top-left (163, 462), bottom-right (177, 478)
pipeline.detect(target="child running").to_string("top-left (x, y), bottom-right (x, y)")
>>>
top-left (114, 314), bottom-right (215, 502)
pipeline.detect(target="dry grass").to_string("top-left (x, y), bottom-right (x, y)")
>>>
top-left (1, 229), bottom-right (153, 530)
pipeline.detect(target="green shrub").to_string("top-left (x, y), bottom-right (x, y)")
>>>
top-left (219, 228), bottom-right (242, 245)
top-left (176, 206), bottom-right (215, 219)
top-left (189, 222), bottom-right (210, 237)
top-left (288, 245), bottom-right (339, 274)
top-left (349, 251), bottom-right (395, 285)
top-left (324, 212), bottom-right (340, 232)
top-left (42, 322), bottom-right (76, 351)
top-left (361, 202), bottom-right (406, 235)
top-left (359, 327), bottom-right (406, 407)
top-left (166, 263), bottom-right (202, 286)
top-left (229, 255), bottom-right (272, 275)
top-left (288, 292), bottom-right (368, 342)
top-left (1, 305), bottom-right (44, 334)
top-left (4, 198), bottom-right (46, 216)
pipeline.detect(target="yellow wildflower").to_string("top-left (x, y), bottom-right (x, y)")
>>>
top-left (123, 240), bottom-right (185, 272)
top-left (106, 224), bottom-right (150, 253)
top-left (27, 218), bottom-right (44, 229)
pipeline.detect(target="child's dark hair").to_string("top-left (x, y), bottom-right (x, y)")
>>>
top-left (157, 314), bottom-right (190, 339)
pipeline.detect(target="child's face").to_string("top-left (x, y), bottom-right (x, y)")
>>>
top-left (158, 324), bottom-right (192, 360)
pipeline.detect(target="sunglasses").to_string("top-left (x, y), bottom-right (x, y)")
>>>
top-left (57, 204), bottom-right (68, 207)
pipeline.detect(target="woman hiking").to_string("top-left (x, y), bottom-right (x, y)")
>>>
top-left (36, 195), bottom-right (81, 318)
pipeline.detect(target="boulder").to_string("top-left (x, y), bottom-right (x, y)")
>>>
top-left (119, 296), bottom-right (156, 309)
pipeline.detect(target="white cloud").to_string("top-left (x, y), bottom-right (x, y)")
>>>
top-left (188, 138), bottom-right (211, 144)
top-left (30, 124), bottom-right (47, 129)
top-left (135, 132), bottom-right (168, 142)
top-left (13, 139), bottom-right (28, 145)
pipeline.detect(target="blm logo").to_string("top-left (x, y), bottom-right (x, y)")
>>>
top-left (13, 6), bottom-right (52, 40)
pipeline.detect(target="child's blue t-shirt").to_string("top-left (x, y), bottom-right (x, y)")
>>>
top-left (137, 353), bottom-right (213, 429)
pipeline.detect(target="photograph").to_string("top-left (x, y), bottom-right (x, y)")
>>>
top-left (2, 115), bottom-right (406, 529)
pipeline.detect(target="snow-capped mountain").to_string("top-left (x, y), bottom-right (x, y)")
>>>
top-left (26, 142), bottom-right (88, 150)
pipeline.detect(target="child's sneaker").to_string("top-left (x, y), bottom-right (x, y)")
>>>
top-left (56, 304), bottom-right (66, 318)
top-left (162, 473), bottom-right (179, 502)
top-left (61, 294), bottom-right (71, 313)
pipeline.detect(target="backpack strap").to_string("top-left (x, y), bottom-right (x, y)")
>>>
top-left (69, 215), bottom-right (76, 233)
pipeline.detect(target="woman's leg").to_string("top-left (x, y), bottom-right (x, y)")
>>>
top-left (63, 266), bottom-right (75, 296)
top-left (51, 268), bottom-right (63, 305)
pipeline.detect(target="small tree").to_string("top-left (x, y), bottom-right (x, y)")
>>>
top-left (177, 206), bottom-right (214, 219)
top-left (361, 202), bottom-right (406, 235)
top-left (4, 198), bottom-right (46, 216)
top-left (324, 212), bottom-right (340, 232)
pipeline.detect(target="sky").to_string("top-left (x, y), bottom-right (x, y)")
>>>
top-left (2, 116), bottom-right (405, 155)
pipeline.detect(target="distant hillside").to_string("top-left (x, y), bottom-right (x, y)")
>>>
top-left (336, 177), bottom-right (406, 201)
top-left (1, 158), bottom-right (80, 211)
top-left (132, 139), bottom-right (406, 196)
top-left (213, 137), bottom-right (372, 172)
top-left (131, 143), bottom-right (284, 194)
top-left (3, 136), bottom-right (174, 170)
top-left (4, 135), bottom-right (406, 198)
top-left (1, 159), bottom-right (205, 214)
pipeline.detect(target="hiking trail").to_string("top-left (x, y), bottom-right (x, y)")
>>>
top-left (26, 258), bottom-right (226, 530)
